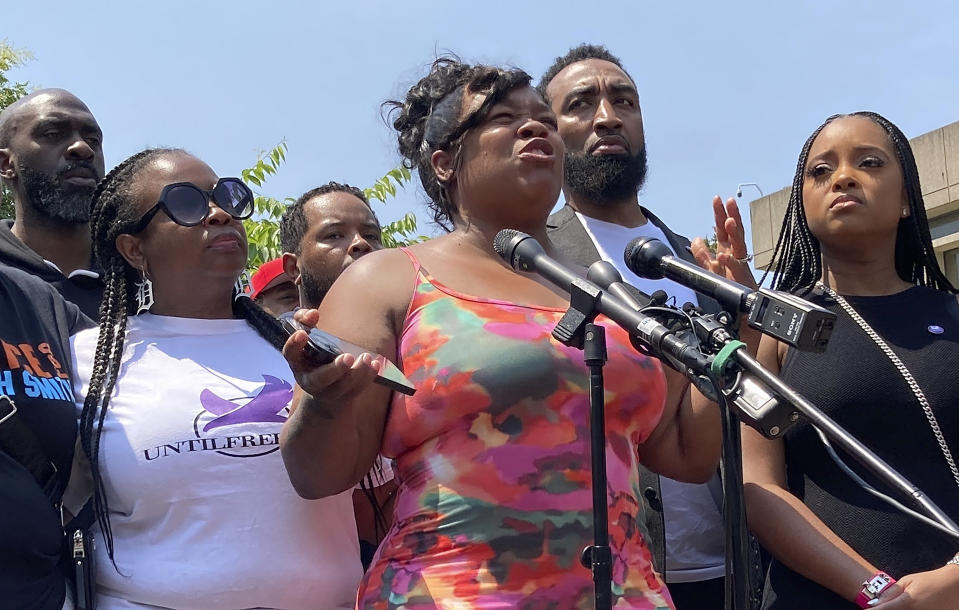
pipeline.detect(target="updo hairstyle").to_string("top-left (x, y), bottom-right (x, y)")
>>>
top-left (385, 57), bottom-right (532, 229)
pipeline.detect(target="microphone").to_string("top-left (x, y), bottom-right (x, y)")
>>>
top-left (585, 260), bottom-right (650, 310)
top-left (494, 229), bottom-right (711, 377)
top-left (624, 237), bottom-right (749, 311)
top-left (624, 237), bottom-right (836, 352)
top-left (494, 229), bottom-right (795, 438)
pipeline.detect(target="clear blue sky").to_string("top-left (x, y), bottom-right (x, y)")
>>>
top-left (5, 0), bottom-right (958, 246)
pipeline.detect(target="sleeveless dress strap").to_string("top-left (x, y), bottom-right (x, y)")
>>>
top-left (397, 247), bottom-right (422, 276)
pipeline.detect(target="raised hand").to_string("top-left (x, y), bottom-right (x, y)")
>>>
top-left (691, 195), bottom-right (757, 288)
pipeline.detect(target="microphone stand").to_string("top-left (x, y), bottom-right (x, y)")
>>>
top-left (678, 319), bottom-right (959, 610)
top-left (639, 310), bottom-right (959, 609)
top-left (546, 269), bottom-right (759, 610)
top-left (551, 281), bottom-right (613, 610)
top-left (584, 322), bottom-right (613, 610)
top-left (693, 316), bottom-right (754, 610)
top-left (716, 383), bottom-right (752, 610)
top-left (650, 312), bottom-right (752, 610)
top-left (729, 347), bottom-right (959, 533)
top-left (491, 230), bottom-right (959, 609)
top-left (552, 279), bottom-right (757, 610)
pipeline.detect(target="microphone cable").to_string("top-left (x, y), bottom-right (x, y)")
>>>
top-left (813, 427), bottom-right (959, 542)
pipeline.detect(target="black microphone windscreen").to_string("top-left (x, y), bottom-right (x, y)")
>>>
top-left (624, 236), bottom-right (650, 264)
top-left (650, 290), bottom-right (669, 305)
top-left (585, 260), bottom-right (624, 288)
top-left (493, 228), bottom-right (522, 260)
top-left (624, 237), bottom-right (672, 279)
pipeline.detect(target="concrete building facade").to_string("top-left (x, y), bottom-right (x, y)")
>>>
top-left (749, 120), bottom-right (959, 283)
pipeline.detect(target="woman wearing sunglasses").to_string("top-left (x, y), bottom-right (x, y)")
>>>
top-left (62, 149), bottom-right (364, 609)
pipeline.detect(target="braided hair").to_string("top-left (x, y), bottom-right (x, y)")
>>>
top-left (384, 57), bottom-right (532, 230)
top-left (82, 148), bottom-right (287, 566)
top-left (763, 111), bottom-right (955, 296)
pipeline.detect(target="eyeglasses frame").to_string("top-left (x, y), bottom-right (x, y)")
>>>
top-left (129, 177), bottom-right (254, 234)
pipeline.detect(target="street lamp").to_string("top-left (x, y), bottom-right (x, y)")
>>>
top-left (736, 182), bottom-right (764, 199)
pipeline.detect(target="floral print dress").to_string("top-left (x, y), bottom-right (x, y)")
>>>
top-left (356, 249), bottom-right (674, 610)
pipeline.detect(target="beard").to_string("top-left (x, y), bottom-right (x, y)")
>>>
top-left (17, 162), bottom-right (97, 225)
top-left (298, 266), bottom-right (335, 310)
top-left (564, 145), bottom-right (648, 206)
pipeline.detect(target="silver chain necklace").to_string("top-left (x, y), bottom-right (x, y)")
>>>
top-left (817, 282), bottom-right (959, 491)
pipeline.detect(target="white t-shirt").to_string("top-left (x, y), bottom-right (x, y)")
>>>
top-left (576, 212), bottom-right (726, 583)
top-left (64, 314), bottom-right (362, 609)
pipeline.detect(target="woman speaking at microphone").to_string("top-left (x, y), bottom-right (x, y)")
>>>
top-left (743, 112), bottom-right (959, 609)
top-left (280, 58), bottom-right (731, 609)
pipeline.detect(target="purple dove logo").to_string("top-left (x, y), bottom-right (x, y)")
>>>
top-left (200, 375), bottom-right (293, 432)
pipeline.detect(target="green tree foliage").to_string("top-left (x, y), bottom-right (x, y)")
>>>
top-left (379, 211), bottom-right (422, 248)
top-left (0, 40), bottom-right (34, 219)
top-left (365, 166), bottom-right (410, 204)
top-left (362, 165), bottom-right (425, 248)
top-left (366, 166), bottom-right (426, 247)
top-left (705, 230), bottom-right (718, 255)
top-left (0, 41), bottom-right (32, 110)
top-left (241, 142), bottom-right (422, 272)
top-left (241, 141), bottom-right (290, 269)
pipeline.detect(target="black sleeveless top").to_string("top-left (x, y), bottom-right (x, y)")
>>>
top-left (762, 286), bottom-right (959, 609)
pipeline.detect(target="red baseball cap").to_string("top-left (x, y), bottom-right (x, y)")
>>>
top-left (248, 258), bottom-right (292, 300)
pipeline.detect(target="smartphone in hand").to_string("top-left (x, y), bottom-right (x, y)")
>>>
top-left (278, 311), bottom-right (416, 396)
top-left (278, 314), bottom-right (340, 366)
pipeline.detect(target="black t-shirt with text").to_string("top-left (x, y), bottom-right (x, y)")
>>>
top-left (0, 264), bottom-right (91, 609)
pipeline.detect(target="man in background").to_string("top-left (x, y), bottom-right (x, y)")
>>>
top-left (248, 257), bottom-right (298, 316)
top-left (540, 44), bottom-right (730, 608)
top-left (0, 89), bottom-right (105, 317)
top-left (279, 181), bottom-right (383, 309)
top-left (279, 181), bottom-right (391, 570)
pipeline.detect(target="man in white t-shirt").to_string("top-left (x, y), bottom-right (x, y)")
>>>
top-left (540, 44), bottom-right (747, 609)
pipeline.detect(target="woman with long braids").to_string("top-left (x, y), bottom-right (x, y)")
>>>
top-left (743, 112), bottom-right (959, 609)
top-left (280, 58), bottom-right (729, 609)
top-left (62, 148), bottom-right (365, 608)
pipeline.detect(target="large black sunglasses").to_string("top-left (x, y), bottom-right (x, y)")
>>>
top-left (130, 178), bottom-right (254, 233)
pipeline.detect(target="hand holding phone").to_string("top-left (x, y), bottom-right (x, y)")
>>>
top-left (278, 311), bottom-right (415, 396)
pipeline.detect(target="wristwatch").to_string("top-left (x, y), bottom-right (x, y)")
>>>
top-left (856, 572), bottom-right (896, 608)
top-left (947, 552), bottom-right (959, 567)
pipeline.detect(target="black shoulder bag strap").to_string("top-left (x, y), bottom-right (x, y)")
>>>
top-left (0, 394), bottom-right (63, 502)
top-left (0, 394), bottom-right (97, 609)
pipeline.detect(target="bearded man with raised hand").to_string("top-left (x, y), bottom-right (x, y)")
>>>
top-left (541, 44), bottom-right (752, 610)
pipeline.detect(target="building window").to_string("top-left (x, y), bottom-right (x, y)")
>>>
top-left (929, 209), bottom-right (959, 241)
top-left (943, 247), bottom-right (959, 287)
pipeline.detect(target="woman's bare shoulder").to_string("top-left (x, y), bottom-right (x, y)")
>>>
top-left (318, 247), bottom-right (419, 336)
